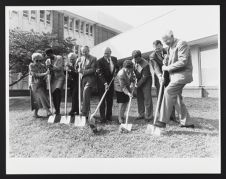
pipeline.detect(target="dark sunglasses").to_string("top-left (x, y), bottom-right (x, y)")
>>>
top-left (35, 60), bottom-right (42, 62)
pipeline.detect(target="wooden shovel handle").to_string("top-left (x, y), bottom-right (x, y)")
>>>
top-left (153, 71), bottom-right (165, 124)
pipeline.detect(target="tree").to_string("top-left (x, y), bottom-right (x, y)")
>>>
top-left (9, 29), bottom-right (76, 87)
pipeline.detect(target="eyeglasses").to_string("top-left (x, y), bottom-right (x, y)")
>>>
top-left (35, 60), bottom-right (42, 62)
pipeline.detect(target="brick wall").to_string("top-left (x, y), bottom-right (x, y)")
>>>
top-left (52, 10), bottom-right (64, 41)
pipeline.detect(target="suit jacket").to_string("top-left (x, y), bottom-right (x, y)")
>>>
top-left (133, 58), bottom-right (152, 88)
top-left (45, 55), bottom-right (65, 92)
top-left (166, 38), bottom-right (193, 84)
top-left (45, 55), bottom-right (65, 79)
top-left (67, 62), bottom-right (79, 88)
top-left (149, 48), bottom-right (167, 76)
top-left (96, 56), bottom-right (119, 85)
top-left (114, 68), bottom-right (136, 94)
top-left (75, 54), bottom-right (97, 86)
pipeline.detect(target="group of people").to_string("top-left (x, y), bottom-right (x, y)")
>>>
top-left (28, 30), bottom-right (194, 130)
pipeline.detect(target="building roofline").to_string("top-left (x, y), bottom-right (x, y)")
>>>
top-left (117, 34), bottom-right (218, 61)
top-left (61, 10), bottom-right (122, 33)
top-left (60, 10), bottom-right (97, 24)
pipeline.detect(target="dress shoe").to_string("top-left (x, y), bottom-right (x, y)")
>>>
top-left (69, 111), bottom-right (75, 115)
top-left (100, 118), bottom-right (107, 124)
top-left (170, 116), bottom-right (180, 123)
top-left (154, 121), bottom-right (166, 128)
top-left (106, 117), bottom-right (112, 121)
top-left (33, 114), bottom-right (41, 118)
top-left (90, 124), bottom-right (98, 134)
top-left (54, 111), bottom-right (60, 115)
top-left (118, 118), bottom-right (123, 124)
top-left (145, 116), bottom-right (154, 122)
top-left (180, 124), bottom-right (195, 128)
top-left (46, 113), bottom-right (52, 117)
top-left (136, 116), bottom-right (144, 120)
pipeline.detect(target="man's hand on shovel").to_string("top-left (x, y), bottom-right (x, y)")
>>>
top-left (104, 83), bottom-right (109, 91)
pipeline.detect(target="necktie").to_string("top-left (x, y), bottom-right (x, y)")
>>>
top-left (82, 57), bottom-right (86, 69)
top-left (108, 58), bottom-right (114, 73)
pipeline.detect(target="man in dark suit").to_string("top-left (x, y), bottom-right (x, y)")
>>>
top-left (149, 40), bottom-right (176, 122)
top-left (149, 40), bottom-right (170, 96)
top-left (132, 50), bottom-right (154, 122)
top-left (96, 47), bottom-right (119, 123)
top-left (66, 53), bottom-right (79, 115)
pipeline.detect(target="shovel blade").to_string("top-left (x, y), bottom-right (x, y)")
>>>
top-left (145, 124), bottom-right (162, 136)
top-left (60, 115), bottom-right (71, 124)
top-left (74, 115), bottom-right (86, 127)
top-left (48, 114), bottom-right (56, 123)
top-left (120, 124), bottom-right (132, 132)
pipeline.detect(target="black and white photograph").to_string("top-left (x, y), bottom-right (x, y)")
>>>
top-left (5, 5), bottom-right (220, 174)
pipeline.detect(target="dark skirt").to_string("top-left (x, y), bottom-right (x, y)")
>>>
top-left (116, 91), bottom-right (129, 103)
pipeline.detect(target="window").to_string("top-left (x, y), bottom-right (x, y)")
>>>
top-left (12, 10), bottom-right (18, 14)
top-left (46, 10), bottom-right (51, 25)
top-left (86, 24), bottom-right (89, 35)
top-left (75, 20), bottom-right (79, 32)
top-left (69, 18), bottom-right (73, 31)
top-left (11, 10), bottom-right (18, 18)
top-left (90, 25), bottom-right (93, 36)
top-left (30, 10), bottom-right (36, 21)
top-left (64, 16), bottom-right (69, 29)
top-left (23, 10), bottom-right (29, 18)
top-left (80, 21), bottom-right (84, 33)
top-left (40, 10), bottom-right (45, 22)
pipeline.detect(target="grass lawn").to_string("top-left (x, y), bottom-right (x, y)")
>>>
top-left (8, 96), bottom-right (219, 158)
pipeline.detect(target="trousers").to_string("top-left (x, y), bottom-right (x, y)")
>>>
top-left (99, 84), bottom-right (114, 120)
top-left (136, 79), bottom-right (153, 119)
top-left (81, 79), bottom-right (93, 117)
top-left (158, 82), bottom-right (192, 125)
top-left (69, 80), bottom-right (79, 113)
top-left (52, 88), bottom-right (61, 113)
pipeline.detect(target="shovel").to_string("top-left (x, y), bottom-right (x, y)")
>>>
top-left (47, 73), bottom-right (56, 123)
top-left (74, 71), bottom-right (86, 127)
top-left (119, 93), bottom-right (133, 133)
top-left (145, 71), bottom-right (165, 136)
top-left (60, 68), bottom-right (71, 124)
top-left (89, 77), bottom-right (115, 128)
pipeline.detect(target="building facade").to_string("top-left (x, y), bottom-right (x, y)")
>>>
top-left (9, 10), bottom-right (125, 91)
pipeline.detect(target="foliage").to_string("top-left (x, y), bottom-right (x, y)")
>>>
top-left (9, 29), bottom-right (76, 86)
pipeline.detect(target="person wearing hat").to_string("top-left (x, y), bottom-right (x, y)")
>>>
top-left (132, 50), bottom-right (154, 121)
top-left (45, 48), bottom-right (65, 115)
top-left (29, 53), bottom-right (52, 118)
top-left (96, 47), bottom-right (119, 123)
top-left (154, 30), bottom-right (194, 129)
top-left (75, 46), bottom-right (97, 118)
top-left (66, 52), bottom-right (79, 115)
top-left (114, 60), bottom-right (136, 124)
